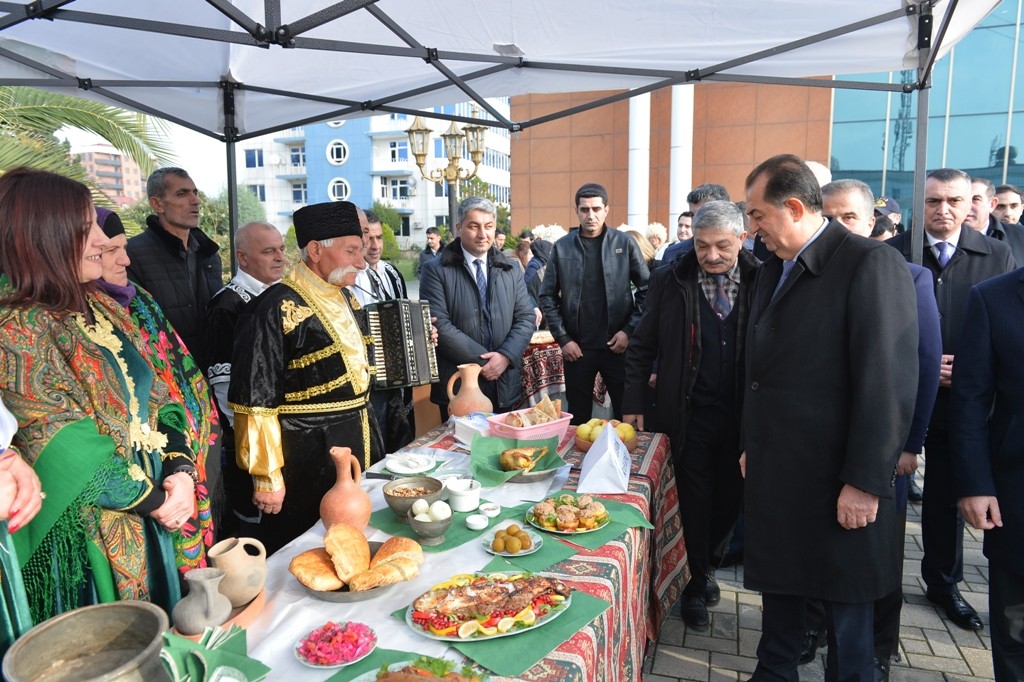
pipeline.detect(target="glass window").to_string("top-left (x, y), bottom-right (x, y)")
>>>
top-left (948, 26), bottom-right (1014, 117)
top-left (326, 140), bottom-right (349, 166)
top-left (328, 178), bottom-right (351, 201)
top-left (326, 120), bottom-right (346, 128)
top-left (434, 138), bottom-right (444, 158)
top-left (247, 184), bottom-right (265, 201)
top-left (387, 178), bottom-right (410, 200)
top-left (434, 181), bottom-right (448, 197)
top-left (292, 181), bottom-right (307, 204)
top-left (244, 149), bottom-right (264, 168)
top-left (400, 216), bottom-right (410, 237)
top-left (290, 146), bottom-right (306, 165)
top-left (390, 140), bottom-right (408, 161)
top-left (946, 113), bottom-right (1011, 170)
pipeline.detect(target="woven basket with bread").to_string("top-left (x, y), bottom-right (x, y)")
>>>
top-left (289, 523), bottom-right (424, 594)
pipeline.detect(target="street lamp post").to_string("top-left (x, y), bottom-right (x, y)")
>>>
top-left (406, 109), bottom-right (487, 234)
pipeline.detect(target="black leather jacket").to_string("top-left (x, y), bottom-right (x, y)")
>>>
top-left (538, 227), bottom-right (649, 346)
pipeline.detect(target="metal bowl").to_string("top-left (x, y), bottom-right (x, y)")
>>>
top-left (406, 508), bottom-right (452, 546)
top-left (3, 601), bottom-right (170, 682)
top-left (382, 476), bottom-right (443, 523)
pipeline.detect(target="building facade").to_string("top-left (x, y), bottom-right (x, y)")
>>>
top-left (73, 143), bottom-right (147, 208)
top-left (235, 99), bottom-right (511, 248)
top-left (511, 0), bottom-right (1021, 235)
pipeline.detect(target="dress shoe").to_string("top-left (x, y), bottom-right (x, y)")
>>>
top-left (908, 478), bottom-right (924, 503)
top-left (704, 576), bottom-right (721, 606)
top-left (681, 594), bottom-right (710, 630)
top-left (926, 589), bottom-right (983, 630)
top-left (874, 657), bottom-right (889, 682)
top-left (798, 629), bottom-right (825, 665)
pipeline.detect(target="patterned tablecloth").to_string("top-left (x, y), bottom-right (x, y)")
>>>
top-left (520, 341), bottom-right (566, 407)
top-left (407, 424), bottom-right (688, 681)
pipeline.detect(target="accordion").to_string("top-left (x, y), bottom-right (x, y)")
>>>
top-left (365, 299), bottom-right (439, 389)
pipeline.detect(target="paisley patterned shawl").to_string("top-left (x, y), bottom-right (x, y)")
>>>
top-left (0, 288), bottom-right (190, 621)
top-left (126, 285), bottom-right (216, 567)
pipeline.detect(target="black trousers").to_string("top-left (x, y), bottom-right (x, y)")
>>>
top-left (675, 404), bottom-right (742, 596)
top-left (754, 594), bottom-right (874, 682)
top-left (920, 420), bottom-right (965, 593)
top-left (563, 347), bottom-right (624, 424)
top-left (990, 563), bottom-right (1024, 682)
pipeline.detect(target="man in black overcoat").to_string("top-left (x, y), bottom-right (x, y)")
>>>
top-left (623, 200), bottom-right (758, 631)
top-left (741, 155), bottom-right (918, 681)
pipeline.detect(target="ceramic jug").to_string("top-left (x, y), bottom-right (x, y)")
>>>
top-left (320, 446), bottom-right (372, 531)
top-left (446, 363), bottom-right (493, 417)
top-left (171, 568), bottom-right (232, 636)
top-left (207, 537), bottom-right (267, 608)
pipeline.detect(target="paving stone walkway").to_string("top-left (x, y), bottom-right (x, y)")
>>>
top-left (643, 465), bottom-right (995, 681)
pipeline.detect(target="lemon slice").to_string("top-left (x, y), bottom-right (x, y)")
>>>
top-left (486, 573), bottom-right (508, 581)
top-left (514, 606), bottom-right (537, 626)
top-left (432, 574), bottom-right (474, 590)
top-left (479, 624), bottom-right (498, 636)
top-left (457, 620), bottom-right (481, 638)
top-left (496, 617), bottom-right (516, 633)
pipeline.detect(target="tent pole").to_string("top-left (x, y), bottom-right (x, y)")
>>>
top-left (910, 2), bottom-right (935, 267)
top-left (223, 81), bottom-right (239, 273)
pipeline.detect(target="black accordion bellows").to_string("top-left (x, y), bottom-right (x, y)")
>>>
top-left (365, 299), bottom-right (440, 388)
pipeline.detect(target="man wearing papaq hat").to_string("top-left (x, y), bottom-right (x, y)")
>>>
top-left (228, 201), bottom-right (384, 554)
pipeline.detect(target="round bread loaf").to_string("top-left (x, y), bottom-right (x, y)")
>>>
top-left (370, 536), bottom-right (424, 569)
top-left (289, 547), bottom-right (344, 591)
top-left (323, 522), bottom-right (370, 582)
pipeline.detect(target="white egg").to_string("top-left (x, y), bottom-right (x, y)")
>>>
top-left (411, 498), bottom-right (430, 516)
top-left (428, 500), bottom-right (452, 521)
top-left (413, 513), bottom-right (434, 523)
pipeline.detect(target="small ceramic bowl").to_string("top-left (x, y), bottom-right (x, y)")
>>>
top-left (406, 509), bottom-right (452, 546)
top-left (465, 514), bottom-right (488, 531)
top-left (382, 477), bottom-right (443, 523)
top-left (478, 502), bottom-right (501, 518)
top-left (445, 478), bottom-right (481, 513)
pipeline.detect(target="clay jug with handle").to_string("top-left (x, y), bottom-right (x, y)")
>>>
top-left (320, 446), bottom-right (372, 531)
top-left (207, 537), bottom-right (267, 608)
top-left (446, 363), bottom-right (493, 417)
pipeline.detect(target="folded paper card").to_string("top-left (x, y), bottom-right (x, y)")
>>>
top-left (576, 425), bottom-right (631, 493)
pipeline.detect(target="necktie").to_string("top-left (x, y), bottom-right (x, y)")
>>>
top-left (936, 241), bottom-right (953, 268)
top-left (711, 274), bottom-right (731, 318)
top-left (474, 259), bottom-right (492, 349)
top-left (771, 259), bottom-right (796, 301)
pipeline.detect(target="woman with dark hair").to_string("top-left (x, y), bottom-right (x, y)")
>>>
top-left (0, 167), bottom-right (198, 624)
top-left (95, 207), bottom-right (216, 570)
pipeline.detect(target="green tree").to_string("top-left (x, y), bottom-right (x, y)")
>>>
top-left (0, 87), bottom-right (172, 204)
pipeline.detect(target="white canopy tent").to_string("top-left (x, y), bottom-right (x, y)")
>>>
top-left (0, 0), bottom-right (1000, 259)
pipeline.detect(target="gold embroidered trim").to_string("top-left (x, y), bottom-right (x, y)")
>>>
top-left (284, 373), bottom-right (351, 402)
top-left (127, 463), bottom-right (147, 482)
top-left (76, 305), bottom-right (169, 455)
top-left (227, 403), bottom-right (279, 417)
top-left (281, 300), bottom-right (314, 334)
top-left (161, 450), bottom-right (191, 463)
top-left (288, 344), bottom-right (343, 370)
top-left (229, 397), bottom-right (369, 415)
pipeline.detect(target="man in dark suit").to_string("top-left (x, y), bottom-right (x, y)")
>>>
top-left (951, 267), bottom-right (1024, 681)
top-left (742, 154), bottom-right (918, 681)
top-left (965, 177), bottom-right (1024, 266)
top-left (623, 200), bottom-right (758, 632)
top-left (886, 168), bottom-right (1015, 631)
top-left (659, 184), bottom-right (730, 265)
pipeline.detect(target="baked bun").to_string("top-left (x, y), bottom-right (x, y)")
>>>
top-left (348, 556), bottom-right (421, 592)
top-left (323, 523), bottom-right (370, 583)
top-left (289, 548), bottom-right (344, 591)
top-left (370, 536), bottom-right (424, 569)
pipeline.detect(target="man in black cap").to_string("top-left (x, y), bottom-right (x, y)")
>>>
top-left (228, 201), bottom-right (383, 554)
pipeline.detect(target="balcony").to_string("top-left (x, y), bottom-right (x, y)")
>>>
top-left (273, 127), bottom-right (305, 143)
top-left (274, 164), bottom-right (307, 180)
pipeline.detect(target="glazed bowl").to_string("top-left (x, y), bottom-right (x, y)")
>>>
top-left (406, 509), bottom-right (452, 546)
top-left (382, 477), bottom-right (443, 523)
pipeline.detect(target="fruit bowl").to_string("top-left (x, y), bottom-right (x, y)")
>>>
top-left (574, 434), bottom-right (638, 452)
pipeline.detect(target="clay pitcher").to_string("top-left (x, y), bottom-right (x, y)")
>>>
top-left (446, 363), bottom-right (493, 417)
top-left (171, 567), bottom-right (232, 636)
top-left (320, 446), bottom-right (372, 531)
top-left (207, 537), bottom-right (267, 608)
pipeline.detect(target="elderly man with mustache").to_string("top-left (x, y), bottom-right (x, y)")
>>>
top-left (624, 200), bottom-right (759, 631)
top-left (228, 201), bottom-right (383, 554)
